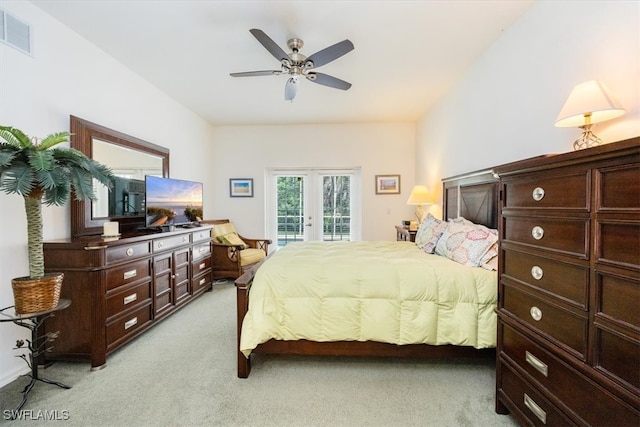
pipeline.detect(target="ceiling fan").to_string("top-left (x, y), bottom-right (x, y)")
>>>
top-left (230, 29), bottom-right (354, 101)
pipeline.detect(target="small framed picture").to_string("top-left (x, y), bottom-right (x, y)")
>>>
top-left (229, 178), bottom-right (254, 197)
top-left (375, 174), bottom-right (401, 194)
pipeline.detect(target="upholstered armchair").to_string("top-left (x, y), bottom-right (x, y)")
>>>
top-left (201, 219), bottom-right (271, 279)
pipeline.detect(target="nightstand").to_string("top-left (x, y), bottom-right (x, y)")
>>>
top-left (395, 225), bottom-right (416, 242)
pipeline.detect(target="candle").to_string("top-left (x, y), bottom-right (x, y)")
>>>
top-left (103, 221), bottom-right (119, 236)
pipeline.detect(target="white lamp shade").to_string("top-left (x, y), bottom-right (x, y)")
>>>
top-left (555, 80), bottom-right (625, 127)
top-left (407, 185), bottom-right (431, 205)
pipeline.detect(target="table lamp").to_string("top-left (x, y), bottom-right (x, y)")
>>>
top-left (407, 185), bottom-right (431, 225)
top-left (554, 80), bottom-right (625, 150)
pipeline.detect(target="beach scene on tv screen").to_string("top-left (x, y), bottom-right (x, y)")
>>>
top-left (146, 177), bottom-right (203, 226)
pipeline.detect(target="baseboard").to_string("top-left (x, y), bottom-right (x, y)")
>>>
top-left (0, 365), bottom-right (29, 389)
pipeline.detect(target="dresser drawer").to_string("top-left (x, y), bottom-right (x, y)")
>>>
top-left (597, 271), bottom-right (640, 330)
top-left (502, 249), bottom-right (588, 308)
top-left (106, 241), bottom-right (151, 263)
top-left (503, 172), bottom-right (588, 210)
top-left (596, 327), bottom-right (640, 391)
top-left (598, 221), bottom-right (640, 269)
top-left (501, 323), bottom-right (640, 426)
top-left (503, 216), bottom-right (588, 257)
top-left (499, 362), bottom-right (574, 426)
top-left (153, 233), bottom-right (190, 252)
top-left (598, 163), bottom-right (640, 210)
top-left (192, 242), bottom-right (211, 260)
top-left (105, 259), bottom-right (151, 291)
top-left (106, 281), bottom-right (152, 318)
top-left (192, 229), bottom-right (212, 243)
top-left (106, 304), bottom-right (152, 348)
top-left (502, 285), bottom-right (587, 359)
top-left (192, 271), bottom-right (211, 293)
top-left (192, 255), bottom-right (211, 276)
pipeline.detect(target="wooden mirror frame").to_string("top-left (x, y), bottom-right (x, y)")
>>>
top-left (70, 115), bottom-right (170, 236)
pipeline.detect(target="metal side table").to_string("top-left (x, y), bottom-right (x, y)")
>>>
top-left (0, 299), bottom-right (71, 419)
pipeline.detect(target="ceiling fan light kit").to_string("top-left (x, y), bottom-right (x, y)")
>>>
top-left (230, 28), bottom-right (354, 101)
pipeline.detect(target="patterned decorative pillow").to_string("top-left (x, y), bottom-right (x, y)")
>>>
top-left (414, 213), bottom-right (448, 254)
top-left (435, 220), bottom-right (498, 267)
top-left (216, 232), bottom-right (248, 248)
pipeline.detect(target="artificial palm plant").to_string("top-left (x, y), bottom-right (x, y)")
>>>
top-left (0, 125), bottom-right (113, 312)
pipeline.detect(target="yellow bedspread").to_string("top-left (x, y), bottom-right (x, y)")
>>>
top-left (240, 241), bottom-right (497, 357)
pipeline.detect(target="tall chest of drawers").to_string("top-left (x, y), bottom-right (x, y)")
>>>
top-left (42, 226), bottom-right (213, 369)
top-left (494, 137), bottom-right (640, 426)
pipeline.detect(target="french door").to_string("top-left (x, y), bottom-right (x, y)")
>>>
top-left (266, 168), bottom-right (361, 247)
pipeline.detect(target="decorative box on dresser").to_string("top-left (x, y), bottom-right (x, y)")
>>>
top-left (494, 137), bottom-right (640, 426)
top-left (42, 226), bottom-right (214, 369)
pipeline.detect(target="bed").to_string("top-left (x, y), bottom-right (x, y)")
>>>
top-left (234, 169), bottom-right (499, 378)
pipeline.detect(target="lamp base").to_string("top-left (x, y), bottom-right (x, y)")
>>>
top-left (414, 204), bottom-right (426, 225)
top-left (573, 125), bottom-right (602, 151)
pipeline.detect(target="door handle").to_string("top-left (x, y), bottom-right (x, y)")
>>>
top-left (305, 223), bottom-right (312, 227)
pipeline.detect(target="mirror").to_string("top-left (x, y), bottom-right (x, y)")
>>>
top-left (70, 116), bottom-right (170, 236)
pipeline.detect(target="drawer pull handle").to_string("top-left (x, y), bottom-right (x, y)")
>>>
top-left (183, 236), bottom-right (188, 243)
top-left (531, 266), bottom-right (544, 280)
top-left (200, 246), bottom-right (208, 253)
top-left (123, 269), bottom-right (137, 280)
top-left (157, 242), bottom-right (164, 248)
top-left (199, 278), bottom-right (206, 285)
top-left (124, 317), bottom-right (138, 330)
top-left (530, 306), bottom-right (543, 321)
top-left (199, 262), bottom-right (206, 269)
top-left (126, 247), bottom-right (134, 256)
top-left (525, 351), bottom-right (548, 377)
top-left (123, 293), bottom-right (137, 305)
top-left (531, 226), bottom-right (544, 240)
top-left (532, 187), bottom-right (545, 201)
top-left (524, 393), bottom-right (547, 424)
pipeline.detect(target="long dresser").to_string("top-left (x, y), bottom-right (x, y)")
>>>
top-left (42, 226), bottom-right (213, 369)
top-left (495, 137), bottom-right (640, 426)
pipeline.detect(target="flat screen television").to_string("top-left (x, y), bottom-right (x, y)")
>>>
top-left (144, 175), bottom-right (203, 227)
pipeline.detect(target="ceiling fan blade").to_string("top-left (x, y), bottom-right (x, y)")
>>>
top-left (306, 72), bottom-right (352, 91)
top-left (284, 77), bottom-right (299, 101)
top-left (230, 70), bottom-right (282, 77)
top-left (249, 29), bottom-right (290, 63)
top-left (305, 39), bottom-right (354, 68)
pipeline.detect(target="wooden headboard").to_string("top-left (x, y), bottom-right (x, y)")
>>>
top-left (442, 169), bottom-right (499, 229)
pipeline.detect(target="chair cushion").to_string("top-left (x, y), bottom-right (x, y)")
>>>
top-left (240, 248), bottom-right (266, 267)
top-left (216, 232), bottom-right (248, 248)
top-left (213, 222), bottom-right (248, 248)
top-left (212, 222), bottom-right (237, 238)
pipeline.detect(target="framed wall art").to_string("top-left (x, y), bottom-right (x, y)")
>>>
top-left (375, 174), bottom-right (401, 194)
top-left (229, 178), bottom-right (254, 197)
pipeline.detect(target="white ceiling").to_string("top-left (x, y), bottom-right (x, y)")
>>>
top-left (30, 0), bottom-right (533, 126)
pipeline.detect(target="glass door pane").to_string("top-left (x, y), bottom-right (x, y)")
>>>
top-left (321, 174), bottom-right (351, 241)
top-left (276, 175), bottom-right (307, 247)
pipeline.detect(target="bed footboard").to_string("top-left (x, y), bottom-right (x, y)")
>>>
top-left (234, 260), bottom-right (265, 378)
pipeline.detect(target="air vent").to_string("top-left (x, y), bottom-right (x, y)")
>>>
top-left (0, 9), bottom-right (31, 55)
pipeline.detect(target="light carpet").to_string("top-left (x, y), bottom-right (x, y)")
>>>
top-left (0, 282), bottom-right (517, 426)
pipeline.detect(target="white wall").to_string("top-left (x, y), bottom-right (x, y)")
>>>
top-left (210, 123), bottom-right (416, 241)
top-left (417, 0), bottom-right (640, 211)
top-left (0, 1), bottom-right (216, 386)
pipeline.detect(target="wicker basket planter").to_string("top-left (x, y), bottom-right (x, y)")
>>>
top-left (11, 273), bottom-right (64, 315)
